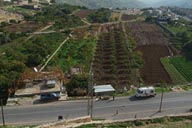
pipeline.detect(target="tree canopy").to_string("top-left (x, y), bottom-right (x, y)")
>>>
top-left (182, 42), bottom-right (192, 60)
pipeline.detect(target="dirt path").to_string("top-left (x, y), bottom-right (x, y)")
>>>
top-left (39, 35), bottom-right (70, 72)
top-left (25, 24), bottom-right (53, 41)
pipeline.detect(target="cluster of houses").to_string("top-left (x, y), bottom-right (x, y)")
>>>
top-left (148, 7), bottom-right (180, 23)
top-left (3, 0), bottom-right (52, 5)
top-left (0, 8), bottom-right (24, 23)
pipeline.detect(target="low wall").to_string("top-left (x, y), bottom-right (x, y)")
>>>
top-left (39, 116), bottom-right (91, 128)
top-left (38, 113), bottom-right (192, 128)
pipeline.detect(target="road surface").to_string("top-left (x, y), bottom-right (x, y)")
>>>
top-left (0, 91), bottom-right (192, 125)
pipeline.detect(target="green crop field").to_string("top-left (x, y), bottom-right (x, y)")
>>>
top-left (169, 56), bottom-right (192, 82)
top-left (161, 57), bottom-right (187, 84)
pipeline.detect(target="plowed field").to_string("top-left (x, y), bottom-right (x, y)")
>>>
top-left (74, 9), bottom-right (95, 18)
top-left (121, 14), bottom-right (136, 21)
top-left (136, 45), bottom-right (172, 84)
top-left (127, 22), bottom-right (172, 84)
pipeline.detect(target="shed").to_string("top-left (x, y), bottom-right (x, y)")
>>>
top-left (94, 84), bottom-right (115, 96)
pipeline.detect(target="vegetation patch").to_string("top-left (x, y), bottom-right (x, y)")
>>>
top-left (161, 23), bottom-right (192, 50)
top-left (3, 6), bottom-right (36, 17)
top-left (27, 4), bottom-right (84, 29)
top-left (161, 57), bottom-right (187, 84)
top-left (86, 8), bottom-right (111, 23)
top-left (77, 116), bottom-right (192, 128)
top-left (169, 56), bottom-right (192, 82)
top-left (51, 38), bottom-right (96, 72)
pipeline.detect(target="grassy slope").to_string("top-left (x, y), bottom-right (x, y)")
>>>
top-left (161, 57), bottom-right (187, 84)
top-left (165, 24), bottom-right (192, 38)
top-left (169, 56), bottom-right (192, 82)
top-left (50, 38), bottom-right (96, 72)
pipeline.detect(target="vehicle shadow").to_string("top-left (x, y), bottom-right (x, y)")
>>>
top-left (129, 96), bottom-right (153, 101)
top-left (33, 99), bottom-right (58, 105)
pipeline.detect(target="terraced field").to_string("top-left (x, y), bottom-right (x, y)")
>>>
top-left (93, 24), bottom-right (133, 89)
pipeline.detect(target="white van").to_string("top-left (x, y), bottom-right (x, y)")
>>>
top-left (135, 87), bottom-right (156, 98)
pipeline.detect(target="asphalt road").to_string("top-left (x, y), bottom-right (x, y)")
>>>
top-left (0, 91), bottom-right (192, 125)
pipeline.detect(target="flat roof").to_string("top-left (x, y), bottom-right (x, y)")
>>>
top-left (15, 80), bottom-right (60, 97)
top-left (138, 86), bottom-right (154, 90)
top-left (94, 84), bottom-right (115, 93)
top-left (46, 80), bottom-right (56, 85)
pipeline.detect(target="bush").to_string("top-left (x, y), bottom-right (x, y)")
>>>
top-left (169, 117), bottom-right (184, 122)
top-left (134, 120), bottom-right (145, 126)
top-left (151, 117), bottom-right (166, 124)
top-left (66, 74), bottom-right (88, 96)
top-left (182, 42), bottom-right (192, 60)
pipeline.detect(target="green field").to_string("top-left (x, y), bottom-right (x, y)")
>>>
top-left (161, 57), bottom-right (187, 84)
top-left (169, 56), bottom-right (192, 82)
top-left (164, 24), bottom-right (192, 38)
top-left (161, 56), bottom-right (192, 83)
top-left (162, 23), bottom-right (192, 50)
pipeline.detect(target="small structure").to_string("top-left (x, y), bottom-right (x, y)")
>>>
top-left (94, 84), bottom-right (115, 100)
top-left (71, 67), bottom-right (81, 75)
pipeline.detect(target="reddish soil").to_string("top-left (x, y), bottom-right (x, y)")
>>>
top-left (127, 22), bottom-right (170, 46)
top-left (127, 22), bottom-right (172, 84)
top-left (74, 9), bottom-right (95, 18)
top-left (3, 22), bottom-right (43, 33)
top-left (136, 45), bottom-right (172, 84)
top-left (121, 14), bottom-right (137, 21)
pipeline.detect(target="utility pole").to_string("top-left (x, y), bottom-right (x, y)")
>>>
top-left (1, 99), bottom-right (5, 126)
top-left (87, 70), bottom-right (94, 119)
top-left (87, 83), bottom-right (90, 116)
top-left (159, 83), bottom-right (164, 112)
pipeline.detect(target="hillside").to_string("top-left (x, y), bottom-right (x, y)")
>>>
top-left (149, 0), bottom-right (192, 8)
top-left (56, 0), bottom-right (146, 9)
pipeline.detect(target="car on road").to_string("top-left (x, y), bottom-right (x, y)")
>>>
top-left (40, 92), bottom-right (60, 101)
top-left (135, 86), bottom-right (156, 98)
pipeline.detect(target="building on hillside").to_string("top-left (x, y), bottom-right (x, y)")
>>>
top-left (3, 0), bottom-right (12, 2)
top-left (15, 71), bottom-right (66, 97)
